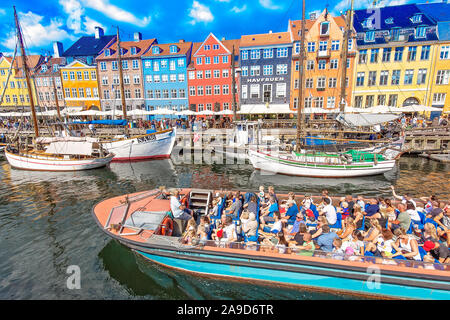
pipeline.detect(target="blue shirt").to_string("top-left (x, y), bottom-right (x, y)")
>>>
top-left (317, 232), bottom-right (338, 252)
top-left (365, 204), bottom-right (380, 217)
top-left (290, 219), bottom-right (306, 234)
top-left (268, 203), bottom-right (279, 217)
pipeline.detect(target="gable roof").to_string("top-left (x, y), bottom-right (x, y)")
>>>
top-left (96, 38), bottom-right (156, 60)
top-left (13, 55), bottom-right (45, 77)
top-left (240, 31), bottom-right (292, 48)
top-left (193, 33), bottom-right (232, 56)
top-left (417, 3), bottom-right (450, 22)
top-left (62, 35), bottom-right (116, 58)
top-left (142, 41), bottom-right (192, 58)
top-left (35, 57), bottom-right (65, 76)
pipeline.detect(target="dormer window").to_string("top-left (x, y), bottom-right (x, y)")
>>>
top-left (130, 47), bottom-right (137, 55)
top-left (120, 48), bottom-right (125, 55)
top-left (365, 31), bottom-right (375, 42)
top-left (362, 18), bottom-right (373, 29)
top-left (152, 46), bottom-right (160, 54)
top-left (411, 14), bottom-right (422, 23)
top-left (170, 45), bottom-right (178, 53)
top-left (204, 45), bottom-right (211, 50)
top-left (385, 17), bottom-right (394, 25)
top-left (320, 22), bottom-right (330, 35)
top-left (53, 64), bottom-right (59, 72)
top-left (391, 28), bottom-right (400, 41)
top-left (416, 26), bottom-right (426, 38)
top-left (105, 49), bottom-right (110, 56)
top-left (213, 44), bottom-right (219, 50)
top-left (41, 65), bottom-right (47, 72)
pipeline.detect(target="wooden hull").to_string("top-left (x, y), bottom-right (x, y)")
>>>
top-left (5, 150), bottom-right (114, 171)
top-left (103, 128), bottom-right (176, 162)
top-left (248, 149), bottom-right (396, 178)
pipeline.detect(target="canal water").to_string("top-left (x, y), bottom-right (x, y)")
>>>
top-left (0, 156), bottom-right (448, 299)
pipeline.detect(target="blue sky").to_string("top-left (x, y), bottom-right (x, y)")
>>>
top-left (0, 0), bottom-right (430, 56)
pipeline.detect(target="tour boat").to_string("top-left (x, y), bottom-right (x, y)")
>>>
top-left (101, 127), bottom-right (177, 162)
top-left (5, 138), bottom-right (114, 171)
top-left (92, 188), bottom-right (450, 299)
top-left (0, 144), bottom-right (5, 157)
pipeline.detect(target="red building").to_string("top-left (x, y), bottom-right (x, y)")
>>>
top-left (187, 33), bottom-right (240, 115)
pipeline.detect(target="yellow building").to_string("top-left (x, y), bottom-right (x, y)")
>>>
top-left (0, 55), bottom-right (43, 111)
top-left (60, 60), bottom-right (101, 110)
top-left (428, 40), bottom-right (450, 114)
top-left (351, 5), bottom-right (439, 110)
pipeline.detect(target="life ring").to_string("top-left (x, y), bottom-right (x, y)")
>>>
top-left (159, 216), bottom-right (173, 236)
top-left (181, 196), bottom-right (189, 209)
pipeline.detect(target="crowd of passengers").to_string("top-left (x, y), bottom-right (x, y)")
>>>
top-left (168, 186), bottom-right (450, 267)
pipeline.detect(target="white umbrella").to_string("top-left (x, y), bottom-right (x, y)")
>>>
top-left (73, 110), bottom-right (102, 116)
top-left (216, 109), bottom-right (234, 115)
top-left (176, 110), bottom-right (196, 116)
top-left (401, 104), bottom-right (443, 112)
top-left (198, 110), bottom-right (215, 116)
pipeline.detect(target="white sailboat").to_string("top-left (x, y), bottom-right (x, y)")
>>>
top-left (247, 0), bottom-right (398, 178)
top-left (4, 7), bottom-right (114, 172)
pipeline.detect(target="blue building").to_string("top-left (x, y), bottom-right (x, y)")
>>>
top-left (239, 32), bottom-right (293, 114)
top-left (141, 41), bottom-right (193, 117)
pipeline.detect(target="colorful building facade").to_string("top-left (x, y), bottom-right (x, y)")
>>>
top-left (239, 31), bottom-right (292, 113)
top-left (289, 10), bottom-right (356, 111)
top-left (33, 55), bottom-right (65, 111)
top-left (141, 41), bottom-right (193, 113)
top-left (96, 33), bottom-right (156, 112)
top-left (187, 34), bottom-right (240, 113)
top-left (351, 4), bottom-right (438, 110)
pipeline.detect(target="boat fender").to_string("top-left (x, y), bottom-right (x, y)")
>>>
top-left (159, 216), bottom-right (173, 236)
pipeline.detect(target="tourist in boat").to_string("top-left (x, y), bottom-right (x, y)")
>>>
top-left (260, 211), bottom-right (283, 236)
top-left (362, 219), bottom-right (382, 244)
top-left (267, 186), bottom-right (278, 204)
top-left (319, 198), bottom-right (337, 226)
top-left (356, 195), bottom-right (366, 214)
top-left (352, 204), bottom-right (364, 229)
top-left (391, 228), bottom-right (421, 261)
top-left (423, 240), bottom-right (450, 264)
top-left (222, 216), bottom-right (237, 244)
top-left (170, 189), bottom-right (194, 221)
top-left (406, 201), bottom-right (421, 223)
top-left (182, 219), bottom-right (197, 245)
top-left (224, 191), bottom-right (242, 218)
top-left (420, 222), bottom-right (440, 244)
top-left (281, 192), bottom-right (296, 210)
top-left (262, 232), bottom-right (289, 254)
top-left (332, 238), bottom-right (345, 260)
top-left (260, 196), bottom-right (279, 225)
top-left (388, 203), bottom-right (411, 232)
top-left (294, 232), bottom-right (315, 257)
top-left (364, 199), bottom-right (381, 222)
top-left (242, 195), bottom-right (258, 216)
top-left (337, 200), bottom-right (350, 220)
top-left (198, 216), bottom-right (211, 236)
top-left (258, 186), bottom-right (266, 205)
top-left (338, 217), bottom-right (356, 243)
top-left (380, 199), bottom-right (396, 225)
top-left (321, 189), bottom-right (332, 205)
top-left (157, 186), bottom-right (170, 200)
top-left (311, 216), bottom-right (328, 239)
top-left (365, 229), bottom-right (395, 259)
top-left (342, 230), bottom-right (365, 257)
top-left (241, 212), bottom-right (258, 241)
top-left (209, 194), bottom-right (222, 217)
top-left (391, 186), bottom-right (417, 209)
top-left (344, 195), bottom-right (355, 216)
top-left (289, 223), bottom-right (308, 246)
top-left (288, 212), bottom-right (306, 236)
top-left (301, 194), bottom-right (314, 214)
top-left (316, 225), bottom-right (339, 253)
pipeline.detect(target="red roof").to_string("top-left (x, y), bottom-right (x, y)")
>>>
top-left (96, 38), bottom-right (156, 60)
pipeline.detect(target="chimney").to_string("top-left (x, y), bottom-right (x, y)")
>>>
top-left (309, 12), bottom-right (318, 20)
top-left (53, 41), bottom-right (64, 58)
top-left (221, 37), bottom-right (225, 41)
top-left (134, 32), bottom-right (142, 42)
top-left (179, 39), bottom-right (185, 43)
top-left (95, 26), bottom-right (104, 39)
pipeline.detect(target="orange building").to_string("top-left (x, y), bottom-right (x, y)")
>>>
top-left (288, 9), bottom-right (356, 112)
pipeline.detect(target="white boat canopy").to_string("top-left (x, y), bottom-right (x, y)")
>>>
top-left (45, 141), bottom-right (94, 156)
top-left (238, 104), bottom-right (291, 114)
top-left (336, 113), bottom-right (400, 127)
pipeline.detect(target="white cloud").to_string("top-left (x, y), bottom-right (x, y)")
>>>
top-left (188, 1), bottom-right (214, 25)
top-left (59, 0), bottom-right (107, 34)
top-left (333, 0), bottom-right (410, 15)
top-left (4, 11), bottom-right (74, 50)
top-left (0, 8), bottom-right (6, 16)
top-left (230, 5), bottom-right (247, 13)
top-left (81, 0), bottom-right (151, 27)
top-left (259, 0), bottom-right (282, 10)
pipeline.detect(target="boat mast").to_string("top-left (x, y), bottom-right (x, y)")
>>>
top-left (14, 6), bottom-right (39, 138)
top-left (116, 27), bottom-right (127, 119)
top-left (338, 0), bottom-right (354, 114)
top-left (52, 71), bottom-right (61, 118)
top-left (295, 0), bottom-right (306, 153)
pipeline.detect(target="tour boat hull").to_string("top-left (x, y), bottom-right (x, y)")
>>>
top-left (5, 150), bottom-right (114, 171)
top-left (103, 128), bottom-right (177, 162)
top-left (248, 149), bottom-right (396, 178)
top-left (91, 188), bottom-right (450, 300)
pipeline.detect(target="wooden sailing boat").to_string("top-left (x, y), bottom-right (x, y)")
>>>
top-left (247, 0), bottom-right (398, 177)
top-left (83, 28), bottom-right (177, 161)
top-left (4, 7), bottom-right (114, 171)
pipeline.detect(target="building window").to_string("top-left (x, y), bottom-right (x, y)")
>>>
top-left (122, 61), bottom-right (128, 70)
top-left (242, 85), bottom-right (248, 99)
top-left (178, 58), bottom-right (184, 67)
top-left (436, 70), bottom-right (450, 85)
top-left (365, 95), bottom-right (374, 108)
top-left (153, 75), bottom-right (160, 83)
top-left (305, 97), bottom-right (313, 108)
top-left (327, 96), bottom-right (335, 108)
top-left (146, 75), bottom-right (152, 83)
top-left (317, 77), bottom-right (326, 89)
top-left (178, 73), bottom-right (185, 82)
top-left (379, 70), bottom-right (388, 86)
top-left (354, 96), bottom-right (363, 108)
top-left (331, 40), bottom-right (340, 51)
top-left (263, 48), bottom-right (273, 59)
top-left (112, 76), bottom-right (119, 85)
top-left (391, 70), bottom-right (400, 85)
top-left (382, 48), bottom-right (391, 62)
top-left (222, 56), bottom-right (229, 63)
top-left (358, 50), bottom-right (367, 64)
top-left (62, 72), bottom-right (68, 80)
top-left (263, 65), bottom-right (273, 75)
top-left (197, 86), bottom-right (204, 96)
top-left (204, 70), bottom-right (211, 79)
top-left (241, 50), bottom-right (248, 60)
top-left (328, 78), bottom-right (336, 88)
top-left (222, 69), bottom-right (229, 78)
top-left (320, 22), bottom-right (330, 35)
top-left (388, 94), bottom-right (398, 107)
top-left (83, 71), bottom-right (89, 80)
top-left (307, 42), bottom-right (315, 52)
top-left (153, 61), bottom-right (159, 71)
top-left (250, 66), bottom-right (260, 76)
top-left (169, 60), bottom-right (176, 71)
top-left (370, 49), bottom-right (379, 63)
top-left (213, 56), bottom-right (219, 64)
top-left (404, 69), bottom-right (413, 85)
top-left (276, 48), bottom-right (288, 58)
top-left (91, 71), bottom-right (97, 80)
top-left (415, 26), bottom-right (426, 38)
top-left (250, 84), bottom-right (260, 98)
top-left (102, 76), bottom-right (108, 85)
top-left (411, 13), bottom-right (422, 24)
top-left (223, 85), bottom-right (229, 95)
top-left (86, 88), bottom-right (91, 98)
top-left (421, 45), bottom-right (430, 60)
top-left (356, 72), bottom-right (365, 86)
top-left (189, 86), bottom-right (195, 96)
top-left (368, 71), bottom-right (377, 86)
top-left (64, 88), bottom-right (70, 98)
top-left (189, 71), bottom-right (195, 79)
top-left (162, 74), bottom-right (168, 83)
top-left (306, 78), bottom-right (313, 88)
top-left (123, 75), bottom-right (130, 84)
top-left (100, 62), bottom-right (107, 71)
top-left (197, 71), bottom-right (203, 79)
top-left (407, 46), bottom-right (417, 61)
top-left (377, 94), bottom-right (386, 106)
top-left (314, 97), bottom-right (324, 108)
top-left (179, 89), bottom-right (186, 98)
top-left (306, 60), bottom-right (314, 70)
top-left (276, 64), bottom-right (287, 75)
top-left (134, 75), bottom-right (140, 84)
top-left (330, 59), bottom-right (338, 69)
top-left (196, 57), bottom-right (202, 65)
top-left (241, 66), bottom-right (248, 77)
top-left (432, 93), bottom-right (446, 105)
top-left (78, 88), bottom-right (84, 98)
top-left (205, 57), bottom-right (211, 64)
top-left (440, 46), bottom-right (450, 60)
top-left (394, 47), bottom-right (403, 62)
top-left (205, 85), bottom-right (212, 95)
top-left (391, 28), bottom-right (400, 41)
top-left (318, 60), bottom-right (326, 70)
top-left (171, 89), bottom-right (177, 98)
top-left (276, 83), bottom-right (286, 98)
top-left (213, 44), bottom-right (219, 50)
top-left (72, 88), bottom-right (78, 98)
top-left (170, 74), bottom-right (177, 82)
top-left (365, 31), bottom-right (375, 42)
top-left (417, 69), bottom-right (427, 85)
top-left (250, 49), bottom-right (260, 59)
